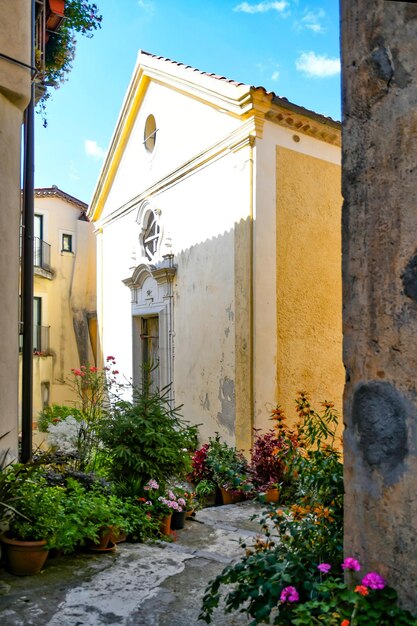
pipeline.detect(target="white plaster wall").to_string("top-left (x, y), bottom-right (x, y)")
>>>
top-left (98, 142), bottom-right (251, 444)
top-left (254, 120), bottom-right (341, 431)
top-left (102, 81), bottom-right (243, 219)
top-left (99, 216), bottom-right (135, 383)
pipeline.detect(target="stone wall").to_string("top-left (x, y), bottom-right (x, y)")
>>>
top-left (341, 0), bottom-right (417, 610)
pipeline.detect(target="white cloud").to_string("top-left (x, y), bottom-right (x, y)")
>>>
top-left (299, 8), bottom-right (326, 33)
top-left (271, 69), bottom-right (280, 81)
top-left (234, 1), bottom-right (288, 14)
top-left (295, 51), bottom-right (340, 78)
top-left (84, 139), bottom-right (106, 160)
top-left (138, 0), bottom-right (155, 13)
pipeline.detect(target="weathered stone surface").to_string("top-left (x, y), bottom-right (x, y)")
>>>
top-left (0, 502), bottom-right (262, 625)
top-left (342, 0), bottom-right (417, 611)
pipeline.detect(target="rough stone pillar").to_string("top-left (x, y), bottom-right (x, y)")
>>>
top-left (341, 0), bottom-right (417, 611)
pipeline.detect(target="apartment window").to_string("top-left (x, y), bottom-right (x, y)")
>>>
top-left (62, 233), bottom-right (73, 252)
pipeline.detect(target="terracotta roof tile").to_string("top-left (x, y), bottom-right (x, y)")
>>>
top-left (140, 51), bottom-right (340, 127)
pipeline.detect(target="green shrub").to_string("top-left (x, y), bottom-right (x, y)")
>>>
top-left (99, 385), bottom-right (193, 497)
top-left (205, 434), bottom-right (250, 492)
top-left (37, 404), bottom-right (83, 433)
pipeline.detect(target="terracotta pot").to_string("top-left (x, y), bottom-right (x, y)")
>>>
top-left (159, 513), bottom-right (172, 536)
top-left (220, 487), bottom-right (244, 505)
top-left (1, 535), bottom-right (49, 576)
top-left (170, 510), bottom-right (186, 530)
top-left (87, 525), bottom-right (113, 551)
top-left (265, 488), bottom-right (279, 503)
top-left (110, 528), bottom-right (127, 544)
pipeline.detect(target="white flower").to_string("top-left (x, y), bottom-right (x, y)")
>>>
top-left (47, 416), bottom-right (82, 454)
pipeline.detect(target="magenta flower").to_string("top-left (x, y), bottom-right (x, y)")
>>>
top-left (362, 572), bottom-right (385, 590)
top-left (280, 586), bottom-right (299, 603)
top-left (342, 557), bottom-right (361, 572)
top-left (317, 563), bottom-right (332, 574)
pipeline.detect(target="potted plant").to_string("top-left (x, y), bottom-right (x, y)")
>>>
top-left (1, 465), bottom-right (67, 575)
top-left (205, 435), bottom-right (250, 504)
top-left (82, 485), bottom-right (128, 552)
top-left (250, 429), bottom-right (288, 502)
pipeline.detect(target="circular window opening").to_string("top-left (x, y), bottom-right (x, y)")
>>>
top-left (144, 115), bottom-right (157, 153)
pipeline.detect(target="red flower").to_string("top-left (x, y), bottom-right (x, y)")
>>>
top-left (112, 370), bottom-right (119, 375)
top-left (354, 585), bottom-right (369, 597)
top-left (341, 621), bottom-right (350, 626)
top-left (106, 355), bottom-right (115, 361)
top-left (90, 366), bottom-right (98, 372)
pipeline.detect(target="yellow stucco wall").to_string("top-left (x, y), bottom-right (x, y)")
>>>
top-left (276, 146), bottom-right (344, 425)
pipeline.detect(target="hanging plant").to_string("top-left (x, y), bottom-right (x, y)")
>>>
top-left (37, 1), bottom-right (102, 124)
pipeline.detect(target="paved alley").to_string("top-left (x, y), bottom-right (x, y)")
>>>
top-left (0, 501), bottom-right (265, 626)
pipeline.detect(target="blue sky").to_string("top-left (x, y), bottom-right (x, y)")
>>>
top-left (35, 0), bottom-right (341, 204)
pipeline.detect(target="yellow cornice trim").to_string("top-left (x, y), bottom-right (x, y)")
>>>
top-left (89, 69), bottom-right (150, 222)
top-left (89, 56), bottom-right (253, 223)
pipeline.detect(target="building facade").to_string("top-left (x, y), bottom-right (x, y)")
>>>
top-left (0, 1), bottom-right (32, 458)
top-left (89, 52), bottom-right (343, 450)
top-left (20, 187), bottom-right (97, 423)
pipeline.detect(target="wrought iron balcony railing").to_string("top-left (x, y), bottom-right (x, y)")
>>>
top-left (19, 324), bottom-right (50, 354)
top-left (33, 236), bottom-right (51, 271)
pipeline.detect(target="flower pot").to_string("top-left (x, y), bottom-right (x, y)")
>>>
top-left (265, 488), bottom-right (279, 503)
top-left (1, 535), bottom-right (49, 576)
top-left (159, 513), bottom-right (172, 536)
top-left (87, 525), bottom-right (113, 551)
top-left (170, 510), bottom-right (186, 530)
top-left (110, 527), bottom-right (127, 544)
top-left (220, 487), bottom-right (243, 505)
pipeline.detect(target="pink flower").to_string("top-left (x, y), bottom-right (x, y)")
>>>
top-left (361, 572), bottom-right (385, 590)
top-left (71, 368), bottom-right (82, 376)
top-left (280, 586), bottom-right (299, 603)
top-left (168, 491), bottom-right (176, 500)
top-left (317, 563), bottom-right (332, 574)
top-left (342, 557), bottom-right (361, 572)
top-left (178, 498), bottom-right (186, 507)
top-left (145, 479), bottom-right (159, 490)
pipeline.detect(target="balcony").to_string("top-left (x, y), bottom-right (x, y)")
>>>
top-left (34, 236), bottom-right (51, 272)
top-left (19, 325), bottom-right (51, 355)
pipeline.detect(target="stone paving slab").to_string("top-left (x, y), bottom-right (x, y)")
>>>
top-left (0, 501), bottom-right (265, 626)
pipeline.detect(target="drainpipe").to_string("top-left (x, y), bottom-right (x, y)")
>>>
top-left (20, 0), bottom-right (36, 463)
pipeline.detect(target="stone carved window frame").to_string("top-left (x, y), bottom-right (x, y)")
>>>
top-left (123, 262), bottom-right (176, 395)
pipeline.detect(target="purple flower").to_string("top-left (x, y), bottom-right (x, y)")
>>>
top-left (280, 586), bottom-right (299, 603)
top-left (342, 557), bottom-right (361, 572)
top-left (362, 572), bottom-right (385, 590)
top-left (145, 479), bottom-right (159, 490)
top-left (317, 563), bottom-right (332, 574)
